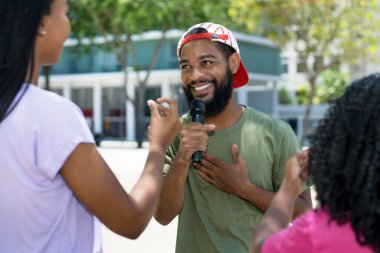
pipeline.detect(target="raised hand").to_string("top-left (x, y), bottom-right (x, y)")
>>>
top-left (282, 150), bottom-right (309, 197)
top-left (147, 97), bottom-right (182, 150)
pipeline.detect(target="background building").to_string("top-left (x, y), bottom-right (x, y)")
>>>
top-left (42, 29), bottom-right (283, 142)
top-left (279, 46), bottom-right (329, 145)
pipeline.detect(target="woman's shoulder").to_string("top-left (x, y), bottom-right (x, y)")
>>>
top-left (25, 85), bottom-right (81, 114)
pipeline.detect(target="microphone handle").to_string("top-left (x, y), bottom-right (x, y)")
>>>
top-left (191, 113), bottom-right (205, 163)
top-left (191, 114), bottom-right (205, 124)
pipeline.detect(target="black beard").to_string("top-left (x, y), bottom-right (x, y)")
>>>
top-left (184, 67), bottom-right (234, 117)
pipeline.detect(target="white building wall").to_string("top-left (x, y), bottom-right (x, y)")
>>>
top-left (42, 69), bottom-right (280, 141)
top-left (93, 84), bottom-right (102, 134)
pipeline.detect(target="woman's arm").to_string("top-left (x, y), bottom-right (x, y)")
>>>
top-left (61, 98), bottom-right (182, 239)
top-left (251, 152), bottom-right (309, 253)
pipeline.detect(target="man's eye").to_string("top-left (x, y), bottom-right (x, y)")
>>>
top-left (180, 65), bottom-right (189, 70)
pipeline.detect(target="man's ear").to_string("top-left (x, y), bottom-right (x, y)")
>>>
top-left (229, 52), bottom-right (240, 74)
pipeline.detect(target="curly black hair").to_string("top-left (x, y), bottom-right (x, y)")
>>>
top-left (309, 73), bottom-right (380, 252)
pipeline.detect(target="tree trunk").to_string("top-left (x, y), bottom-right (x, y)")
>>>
top-left (132, 31), bottom-right (167, 149)
top-left (120, 44), bottom-right (130, 142)
top-left (300, 77), bottom-right (317, 146)
top-left (42, 66), bottom-right (51, 91)
top-left (136, 83), bottom-right (145, 148)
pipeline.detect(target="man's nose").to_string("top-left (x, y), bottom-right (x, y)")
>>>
top-left (188, 67), bottom-right (206, 82)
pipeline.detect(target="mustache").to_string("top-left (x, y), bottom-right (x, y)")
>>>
top-left (186, 79), bottom-right (216, 87)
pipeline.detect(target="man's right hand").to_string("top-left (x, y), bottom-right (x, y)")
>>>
top-left (176, 122), bottom-right (215, 164)
top-left (154, 121), bottom-right (214, 226)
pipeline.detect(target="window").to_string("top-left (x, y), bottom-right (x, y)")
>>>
top-left (171, 84), bottom-right (189, 116)
top-left (102, 87), bottom-right (125, 138)
top-left (134, 86), bottom-right (162, 139)
top-left (297, 58), bottom-right (307, 73)
top-left (281, 56), bottom-right (289, 74)
top-left (169, 41), bottom-right (179, 68)
top-left (71, 88), bottom-right (94, 130)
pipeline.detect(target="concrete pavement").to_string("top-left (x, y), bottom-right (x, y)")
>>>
top-left (98, 143), bottom-right (177, 253)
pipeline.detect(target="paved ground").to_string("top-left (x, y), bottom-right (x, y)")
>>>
top-left (98, 141), bottom-right (318, 253)
top-left (98, 142), bottom-right (177, 253)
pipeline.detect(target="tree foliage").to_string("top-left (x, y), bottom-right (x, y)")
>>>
top-left (296, 68), bottom-right (348, 105)
top-left (68, 0), bottom-right (230, 147)
top-left (317, 68), bottom-right (348, 104)
top-left (229, 0), bottom-right (380, 144)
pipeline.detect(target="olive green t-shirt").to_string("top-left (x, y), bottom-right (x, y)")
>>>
top-left (164, 106), bottom-right (311, 253)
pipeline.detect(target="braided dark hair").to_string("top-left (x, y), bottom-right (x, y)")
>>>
top-left (0, 0), bottom-right (53, 123)
top-left (309, 73), bottom-right (380, 251)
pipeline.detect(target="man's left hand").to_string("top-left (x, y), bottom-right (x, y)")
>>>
top-left (193, 144), bottom-right (252, 196)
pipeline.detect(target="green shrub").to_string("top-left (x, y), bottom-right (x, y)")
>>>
top-left (278, 87), bottom-right (293, 104)
top-left (317, 68), bottom-right (348, 103)
top-left (295, 68), bottom-right (349, 105)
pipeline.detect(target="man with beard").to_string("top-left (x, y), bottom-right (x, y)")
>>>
top-left (154, 22), bottom-right (313, 253)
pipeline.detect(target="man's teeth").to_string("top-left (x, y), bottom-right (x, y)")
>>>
top-left (194, 83), bottom-right (211, 91)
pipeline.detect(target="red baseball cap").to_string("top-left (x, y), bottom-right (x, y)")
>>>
top-left (177, 22), bottom-right (249, 89)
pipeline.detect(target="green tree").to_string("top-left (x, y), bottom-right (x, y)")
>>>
top-left (295, 84), bottom-right (310, 105)
top-left (317, 68), bottom-right (348, 103)
top-left (230, 0), bottom-right (380, 145)
top-left (295, 68), bottom-right (348, 105)
top-left (69, 0), bottom-right (230, 147)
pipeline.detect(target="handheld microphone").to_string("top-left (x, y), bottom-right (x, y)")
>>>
top-left (190, 99), bottom-right (206, 163)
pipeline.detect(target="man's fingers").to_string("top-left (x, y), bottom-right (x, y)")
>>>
top-left (202, 153), bottom-right (223, 168)
top-left (205, 124), bottom-right (216, 132)
top-left (231, 144), bottom-right (241, 164)
top-left (197, 166), bottom-right (217, 185)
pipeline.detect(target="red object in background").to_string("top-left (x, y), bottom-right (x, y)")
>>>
top-left (110, 108), bottom-right (125, 116)
top-left (82, 108), bottom-right (93, 117)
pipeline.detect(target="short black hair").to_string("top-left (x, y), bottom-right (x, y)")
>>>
top-left (180, 27), bottom-right (236, 62)
top-left (309, 73), bottom-right (380, 251)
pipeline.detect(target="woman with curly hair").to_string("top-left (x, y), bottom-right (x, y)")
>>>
top-left (251, 73), bottom-right (380, 253)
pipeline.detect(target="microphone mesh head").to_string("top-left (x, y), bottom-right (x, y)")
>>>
top-left (190, 99), bottom-right (205, 116)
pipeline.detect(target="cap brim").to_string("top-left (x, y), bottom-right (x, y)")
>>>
top-left (233, 61), bottom-right (249, 89)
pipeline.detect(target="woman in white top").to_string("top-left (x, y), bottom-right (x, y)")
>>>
top-left (0, 0), bottom-right (182, 252)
